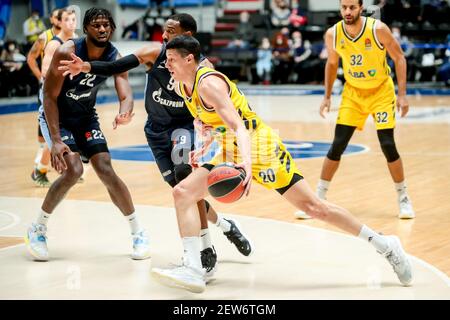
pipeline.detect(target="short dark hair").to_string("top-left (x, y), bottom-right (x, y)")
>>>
top-left (168, 13), bottom-right (197, 35)
top-left (166, 35), bottom-right (201, 63)
top-left (340, 0), bottom-right (363, 5)
top-left (83, 7), bottom-right (116, 33)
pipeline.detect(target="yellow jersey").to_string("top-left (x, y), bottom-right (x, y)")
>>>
top-left (40, 28), bottom-right (55, 60)
top-left (334, 17), bottom-right (390, 89)
top-left (179, 66), bottom-right (260, 134)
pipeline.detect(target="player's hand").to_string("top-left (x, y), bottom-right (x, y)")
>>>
top-left (193, 117), bottom-right (213, 138)
top-left (113, 110), bottom-right (134, 129)
top-left (235, 160), bottom-right (252, 197)
top-left (397, 95), bottom-right (409, 117)
top-left (58, 53), bottom-right (88, 79)
top-left (319, 97), bottom-right (331, 118)
top-left (50, 140), bottom-right (72, 174)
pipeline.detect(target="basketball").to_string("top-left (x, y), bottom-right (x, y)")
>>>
top-left (207, 163), bottom-right (246, 203)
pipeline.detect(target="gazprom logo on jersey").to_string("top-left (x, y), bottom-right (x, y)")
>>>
top-left (152, 88), bottom-right (184, 108)
top-left (110, 141), bottom-right (368, 162)
top-left (368, 69), bottom-right (377, 77)
top-left (66, 89), bottom-right (92, 101)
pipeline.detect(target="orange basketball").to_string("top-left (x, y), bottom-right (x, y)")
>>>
top-left (207, 163), bottom-right (246, 203)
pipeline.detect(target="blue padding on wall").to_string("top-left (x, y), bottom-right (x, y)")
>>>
top-left (117, 0), bottom-right (214, 7)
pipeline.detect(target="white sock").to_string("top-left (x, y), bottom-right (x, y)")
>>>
top-left (182, 237), bottom-right (203, 270)
top-left (34, 143), bottom-right (45, 165)
top-left (126, 212), bottom-right (142, 234)
top-left (200, 228), bottom-right (212, 250)
top-left (36, 162), bottom-right (48, 173)
top-left (216, 215), bottom-right (231, 233)
top-left (37, 209), bottom-right (51, 226)
top-left (317, 179), bottom-right (330, 199)
top-left (358, 225), bottom-right (388, 253)
top-left (395, 181), bottom-right (408, 199)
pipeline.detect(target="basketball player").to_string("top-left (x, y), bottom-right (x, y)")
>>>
top-left (149, 35), bottom-right (412, 293)
top-left (27, 8), bottom-right (62, 187)
top-left (295, 0), bottom-right (415, 220)
top-left (58, 14), bottom-right (253, 275)
top-left (24, 8), bottom-right (150, 261)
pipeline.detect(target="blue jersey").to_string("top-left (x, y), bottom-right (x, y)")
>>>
top-left (145, 43), bottom-right (202, 128)
top-left (57, 37), bottom-right (118, 126)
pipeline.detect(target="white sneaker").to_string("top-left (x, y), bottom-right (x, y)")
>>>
top-left (294, 210), bottom-right (312, 219)
top-left (380, 235), bottom-right (413, 286)
top-left (398, 196), bottom-right (415, 219)
top-left (24, 223), bottom-right (49, 261)
top-left (152, 264), bottom-right (206, 293)
top-left (131, 230), bottom-right (151, 260)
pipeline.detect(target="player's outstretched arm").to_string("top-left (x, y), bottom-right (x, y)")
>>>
top-left (112, 54), bottom-right (134, 129)
top-left (199, 76), bottom-right (252, 196)
top-left (376, 22), bottom-right (409, 117)
top-left (58, 43), bottom-right (162, 78)
top-left (44, 42), bottom-right (74, 173)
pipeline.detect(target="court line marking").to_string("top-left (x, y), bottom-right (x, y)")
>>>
top-left (0, 197), bottom-right (448, 287)
top-left (0, 210), bottom-right (21, 232)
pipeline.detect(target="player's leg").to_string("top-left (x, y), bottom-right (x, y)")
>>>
top-left (32, 89), bottom-right (51, 187)
top-left (373, 81), bottom-right (415, 219)
top-left (85, 122), bottom-right (149, 260)
top-left (25, 148), bottom-right (84, 261)
top-left (283, 177), bottom-right (413, 286)
top-left (152, 167), bottom-right (210, 293)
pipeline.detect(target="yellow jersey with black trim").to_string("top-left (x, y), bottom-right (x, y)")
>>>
top-left (40, 28), bottom-right (55, 60)
top-left (178, 66), bottom-right (260, 133)
top-left (334, 17), bottom-right (391, 89)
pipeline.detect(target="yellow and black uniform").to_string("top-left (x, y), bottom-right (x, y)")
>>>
top-left (334, 16), bottom-right (396, 130)
top-left (179, 66), bottom-right (303, 193)
top-left (41, 28), bottom-right (56, 60)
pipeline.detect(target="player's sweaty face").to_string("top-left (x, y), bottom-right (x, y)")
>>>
top-left (87, 17), bottom-right (112, 43)
top-left (166, 49), bottom-right (188, 81)
top-left (162, 20), bottom-right (184, 43)
top-left (340, 0), bottom-right (362, 25)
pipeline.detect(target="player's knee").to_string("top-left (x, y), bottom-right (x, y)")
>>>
top-left (172, 183), bottom-right (191, 204)
top-left (94, 163), bottom-right (116, 182)
top-left (327, 137), bottom-right (348, 161)
top-left (63, 161), bottom-right (83, 183)
top-left (304, 200), bottom-right (329, 220)
top-left (378, 129), bottom-right (400, 162)
top-left (174, 164), bottom-right (192, 184)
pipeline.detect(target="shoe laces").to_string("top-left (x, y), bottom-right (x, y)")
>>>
top-left (32, 224), bottom-right (47, 242)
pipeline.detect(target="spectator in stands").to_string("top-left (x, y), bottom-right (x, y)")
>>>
top-left (256, 37), bottom-right (272, 84)
top-left (227, 11), bottom-right (256, 49)
top-left (23, 10), bottom-right (46, 48)
top-left (437, 34), bottom-right (450, 86)
top-left (291, 31), bottom-right (314, 84)
top-left (271, 0), bottom-right (291, 27)
top-left (289, 0), bottom-right (307, 32)
top-left (420, 0), bottom-right (450, 26)
top-left (271, 28), bottom-right (291, 83)
top-left (0, 40), bottom-right (29, 96)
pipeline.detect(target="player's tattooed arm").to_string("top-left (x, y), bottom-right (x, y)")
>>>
top-left (112, 53), bottom-right (134, 129)
top-left (44, 41), bottom-right (75, 172)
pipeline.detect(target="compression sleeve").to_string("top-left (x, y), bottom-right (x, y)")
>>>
top-left (89, 54), bottom-right (140, 76)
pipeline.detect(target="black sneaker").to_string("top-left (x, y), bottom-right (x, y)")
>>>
top-left (201, 246), bottom-right (217, 279)
top-left (223, 219), bottom-right (252, 256)
top-left (31, 169), bottom-right (51, 187)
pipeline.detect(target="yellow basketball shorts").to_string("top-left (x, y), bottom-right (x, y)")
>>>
top-left (205, 122), bottom-right (303, 192)
top-left (337, 78), bottom-right (396, 130)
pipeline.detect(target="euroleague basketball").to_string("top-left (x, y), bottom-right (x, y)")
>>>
top-left (207, 163), bottom-right (246, 203)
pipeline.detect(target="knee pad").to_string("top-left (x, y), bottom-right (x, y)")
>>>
top-left (377, 129), bottom-right (400, 162)
top-left (327, 125), bottom-right (356, 161)
top-left (174, 163), bottom-right (192, 184)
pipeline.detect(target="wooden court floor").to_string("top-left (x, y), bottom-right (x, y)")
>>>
top-left (0, 94), bottom-right (449, 277)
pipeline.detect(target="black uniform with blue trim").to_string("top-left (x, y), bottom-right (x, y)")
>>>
top-left (39, 37), bottom-right (118, 161)
top-left (144, 43), bottom-right (202, 185)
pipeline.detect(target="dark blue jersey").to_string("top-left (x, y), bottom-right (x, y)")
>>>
top-left (57, 37), bottom-right (118, 126)
top-left (144, 43), bottom-right (196, 128)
